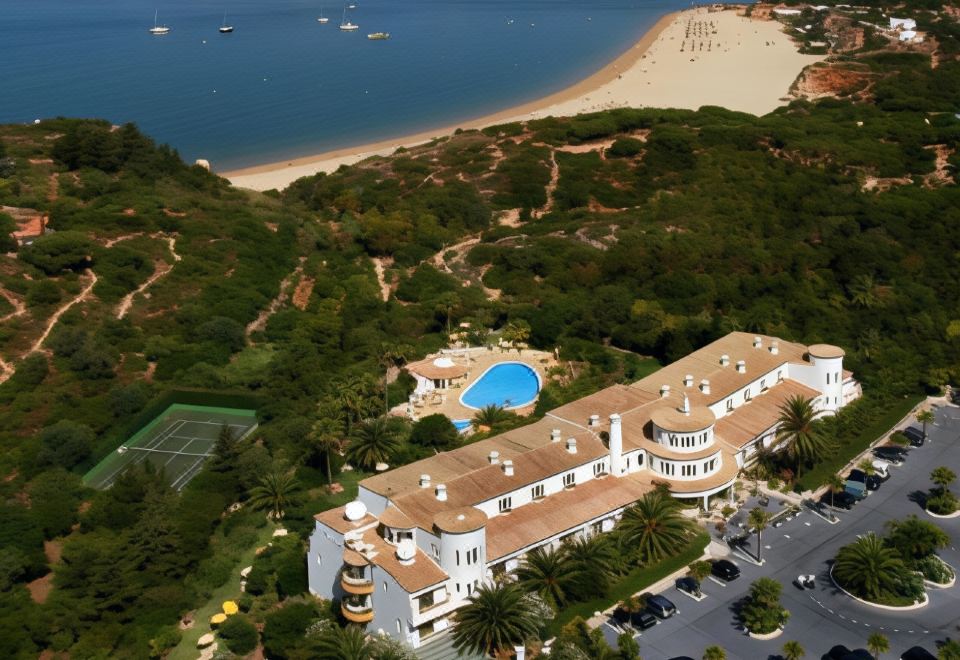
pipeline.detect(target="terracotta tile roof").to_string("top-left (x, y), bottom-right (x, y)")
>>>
top-left (393, 433), bottom-right (609, 531)
top-left (314, 507), bottom-right (378, 534)
top-left (434, 507), bottom-right (488, 534)
top-left (650, 404), bottom-right (716, 433)
top-left (485, 476), bottom-right (653, 561)
top-left (546, 384), bottom-right (660, 429)
top-left (808, 343), bottom-right (845, 359)
top-left (378, 506), bottom-right (415, 529)
top-left (630, 448), bottom-right (740, 494)
top-left (351, 530), bottom-right (448, 593)
top-left (406, 356), bottom-right (469, 380)
top-left (713, 379), bottom-right (820, 448)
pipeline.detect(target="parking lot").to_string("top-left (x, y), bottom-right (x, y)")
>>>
top-left (598, 403), bottom-right (960, 660)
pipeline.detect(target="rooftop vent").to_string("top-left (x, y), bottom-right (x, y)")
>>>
top-left (683, 374), bottom-right (694, 387)
top-left (736, 360), bottom-right (746, 374)
top-left (753, 336), bottom-right (762, 349)
top-left (588, 414), bottom-right (600, 428)
top-left (681, 394), bottom-right (691, 415)
top-left (550, 429), bottom-right (562, 443)
top-left (435, 484), bottom-right (447, 502)
top-left (488, 451), bottom-right (500, 465)
top-left (396, 540), bottom-right (416, 566)
top-left (419, 474), bottom-right (431, 488)
top-left (720, 354), bottom-right (730, 367)
top-left (660, 384), bottom-right (671, 399)
top-left (566, 438), bottom-right (577, 454)
top-left (769, 341), bottom-right (779, 355)
top-left (502, 460), bottom-right (514, 477)
top-left (700, 379), bottom-right (711, 395)
top-left (344, 501), bottom-right (367, 522)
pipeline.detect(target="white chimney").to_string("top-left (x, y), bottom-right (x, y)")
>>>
top-left (681, 394), bottom-right (690, 415)
top-left (720, 354), bottom-right (730, 367)
top-left (419, 474), bottom-right (431, 488)
top-left (683, 374), bottom-right (693, 387)
top-left (769, 341), bottom-right (779, 355)
top-left (660, 384), bottom-right (671, 399)
top-left (700, 379), bottom-right (711, 395)
top-left (502, 460), bottom-right (514, 477)
top-left (588, 414), bottom-right (600, 428)
top-left (736, 360), bottom-right (746, 374)
top-left (566, 438), bottom-right (577, 454)
top-left (550, 428), bottom-right (562, 443)
top-left (753, 336), bottom-right (762, 349)
top-left (609, 413), bottom-right (623, 476)
top-left (488, 451), bottom-right (500, 465)
top-left (435, 484), bottom-right (447, 501)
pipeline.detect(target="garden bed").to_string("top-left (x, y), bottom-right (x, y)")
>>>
top-left (829, 565), bottom-right (929, 611)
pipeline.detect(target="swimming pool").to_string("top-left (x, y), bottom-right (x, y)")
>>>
top-left (452, 419), bottom-right (473, 433)
top-left (460, 362), bottom-right (542, 410)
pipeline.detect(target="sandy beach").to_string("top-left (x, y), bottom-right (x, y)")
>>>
top-left (225, 9), bottom-right (824, 191)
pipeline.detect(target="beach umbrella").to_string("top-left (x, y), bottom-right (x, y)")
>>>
top-left (222, 600), bottom-right (239, 615)
top-left (210, 613), bottom-right (227, 627)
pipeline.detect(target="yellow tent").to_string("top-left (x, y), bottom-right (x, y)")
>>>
top-left (210, 613), bottom-right (227, 626)
top-left (222, 601), bottom-right (239, 616)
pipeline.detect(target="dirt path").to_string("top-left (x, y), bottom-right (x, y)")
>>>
top-left (0, 288), bottom-right (26, 323)
top-left (0, 356), bottom-right (13, 384)
top-left (116, 261), bottom-right (173, 319)
top-left (102, 232), bottom-right (145, 248)
top-left (29, 269), bottom-right (98, 355)
top-left (246, 258), bottom-right (305, 338)
top-left (924, 144), bottom-right (955, 187)
top-left (429, 235), bottom-right (481, 275)
top-left (532, 150), bottom-right (559, 219)
top-left (371, 257), bottom-right (394, 302)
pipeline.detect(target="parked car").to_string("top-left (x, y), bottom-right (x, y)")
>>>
top-left (675, 577), bottom-right (701, 597)
top-left (844, 479), bottom-right (869, 500)
top-left (794, 574), bottom-right (816, 589)
top-left (711, 559), bottom-right (741, 581)
top-left (900, 647), bottom-right (937, 660)
top-left (630, 610), bottom-right (657, 630)
top-left (848, 469), bottom-right (882, 491)
top-left (825, 645), bottom-right (853, 660)
top-left (873, 447), bottom-right (906, 464)
top-left (646, 594), bottom-right (677, 619)
top-left (822, 490), bottom-right (857, 510)
top-left (902, 426), bottom-right (925, 447)
top-left (871, 459), bottom-right (891, 479)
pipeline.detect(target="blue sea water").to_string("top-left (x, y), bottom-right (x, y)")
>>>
top-left (460, 362), bottom-right (540, 410)
top-left (1, 0), bottom-right (691, 170)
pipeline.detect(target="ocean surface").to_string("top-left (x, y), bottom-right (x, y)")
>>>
top-left (1, 0), bottom-right (694, 170)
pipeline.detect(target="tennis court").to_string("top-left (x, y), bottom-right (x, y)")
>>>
top-left (84, 404), bottom-right (258, 492)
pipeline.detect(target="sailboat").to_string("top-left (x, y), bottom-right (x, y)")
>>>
top-left (219, 11), bottom-right (234, 33)
top-left (149, 10), bottom-right (170, 35)
top-left (339, 5), bottom-right (358, 31)
top-left (317, 2), bottom-right (330, 23)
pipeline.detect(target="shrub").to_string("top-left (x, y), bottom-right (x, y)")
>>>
top-left (18, 231), bottom-right (95, 274)
top-left (917, 556), bottom-right (954, 585)
top-left (262, 601), bottom-right (321, 660)
top-left (607, 137), bottom-right (644, 158)
top-left (219, 614), bottom-right (259, 655)
top-left (926, 492), bottom-right (958, 515)
top-left (26, 280), bottom-right (62, 307)
top-left (889, 432), bottom-right (909, 446)
top-left (738, 578), bottom-right (789, 634)
top-left (35, 420), bottom-right (95, 470)
top-left (409, 414), bottom-right (459, 450)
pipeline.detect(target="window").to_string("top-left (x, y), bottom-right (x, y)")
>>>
top-left (826, 373), bottom-right (831, 385)
top-left (456, 550), bottom-right (460, 566)
top-left (383, 581), bottom-right (388, 593)
top-left (669, 433), bottom-right (677, 447)
top-left (472, 547), bottom-right (479, 564)
top-left (467, 583), bottom-right (472, 596)
top-left (396, 619), bottom-right (402, 633)
top-left (531, 484), bottom-right (545, 500)
top-left (626, 457), bottom-right (631, 470)
top-left (563, 472), bottom-right (576, 488)
top-left (637, 453), bottom-right (644, 466)
top-left (760, 379), bottom-right (767, 391)
top-left (498, 496), bottom-right (512, 513)
top-left (431, 543), bottom-right (440, 560)
top-left (726, 399), bottom-right (733, 412)
top-left (744, 389), bottom-right (752, 402)
top-left (593, 462), bottom-right (607, 476)
top-left (681, 464), bottom-right (695, 477)
top-left (777, 370), bottom-right (783, 381)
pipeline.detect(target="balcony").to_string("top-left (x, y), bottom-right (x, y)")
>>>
top-left (341, 572), bottom-right (374, 595)
top-left (341, 599), bottom-right (374, 623)
top-left (418, 595), bottom-right (449, 615)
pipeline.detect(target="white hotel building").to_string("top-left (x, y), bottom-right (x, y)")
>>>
top-left (307, 332), bottom-right (860, 649)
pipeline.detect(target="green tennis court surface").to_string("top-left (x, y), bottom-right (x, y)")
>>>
top-left (84, 404), bottom-right (258, 492)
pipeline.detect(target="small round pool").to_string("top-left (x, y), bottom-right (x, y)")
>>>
top-left (460, 362), bottom-right (541, 410)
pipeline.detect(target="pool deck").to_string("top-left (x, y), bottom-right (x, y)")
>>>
top-left (402, 347), bottom-right (557, 426)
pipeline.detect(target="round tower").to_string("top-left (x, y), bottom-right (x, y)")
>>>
top-left (433, 507), bottom-right (487, 599)
top-left (807, 344), bottom-right (845, 412)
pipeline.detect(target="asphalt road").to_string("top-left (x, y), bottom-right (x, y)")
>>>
top-left (601, 403), bottom-right (960, 660)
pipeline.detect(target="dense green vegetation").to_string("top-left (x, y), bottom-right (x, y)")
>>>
top-left (0, 2), bottom-right (959, 656)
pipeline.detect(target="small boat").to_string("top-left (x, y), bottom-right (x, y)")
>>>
top-left (219, 11), bottom-right (234, 33)
top-left (318, 2), bottom-right (330, 23)
top-left (348, 3), bottom-right (358, 8)
top-left (367, 31), bottom-right (389, 40)
top-left (149, 9), bottom-right (170, 35)
top-left (339, 5), bottom-right (358, 30)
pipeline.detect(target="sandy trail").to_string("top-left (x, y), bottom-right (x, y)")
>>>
top-left (371, 257), bottom-right (394, 302)
top-left (28, 269), bottom-right (98, 355)
top-left (0, 288), bottom-right (26, 323)
top-left (246, 258), bottom-right (305, 338)
top-left (532, 150), bottom-right (559, 219)
top-left (114, 235), bottom-right (180, 319)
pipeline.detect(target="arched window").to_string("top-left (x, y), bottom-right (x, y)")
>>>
top-left (396, 619), bottom-right (402, 633)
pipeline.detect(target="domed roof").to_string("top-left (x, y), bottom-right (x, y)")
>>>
top-left (650, 404), bottom-right (716, 433)
top-left (434, 357), bottom-right (455, 368)
top-left (808, 343), bottom-right (845, 359)
top-left (434, 507), bottom-right (487, 534)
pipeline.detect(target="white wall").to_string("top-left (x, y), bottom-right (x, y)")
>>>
top-left (474, 457), bottom-right (608, 520)
top-left (707, 365), bottom-right (785, 420)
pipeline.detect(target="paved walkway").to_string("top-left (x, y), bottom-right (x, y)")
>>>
top-left (598, 403), bottom-right (960, 660)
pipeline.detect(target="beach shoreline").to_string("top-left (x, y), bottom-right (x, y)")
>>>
top-left (224, 8), bottom-right (822, 191)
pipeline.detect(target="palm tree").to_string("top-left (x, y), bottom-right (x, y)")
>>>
top-left (452, 583), bottom-right (539, 658)
top-left (501, 320), bottom-right (531, 355)
top-left (309, 624), bottom-right (369, 660)
top-left (826, 473), bottom-right (845, 510)
top-left (867, 632), bottom-right (889, 659)
top-left (515, 546), bottom-right (579, 609)
top-left (885, 515), bottom-right (949, 563)
top-left (833, 533), bottom-right (907, 602)
top-left (748, 507), bottom-right (769, 563)
top-left (308, 416), bottom-right (345, 484)
top-left (931, 466), bottom-right (957, 495)
top-left (916, 409), bottom-right (935, 439)
top-left (618, 490), bottom-right (695, 565)
top-left (472, 404), bottom-right (513, 431)
top-left (703, 645), bottom-right (727, 660)
top-left (782, 640), bottom-right (806, 660)
top-left (248, 470), bottom-right (302, 520)
top-left (774, 395), bottom-right (833, 479)
top-left (563, 535), bottom-right (617, 597)
top-left (848, 273), bottom-right (880, 308)
top-left (345, 416), bottom-right (399, 471)
top-left (939, 639), bottom-right (960, 660)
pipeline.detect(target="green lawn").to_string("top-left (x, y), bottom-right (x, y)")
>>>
top-left (546, 531), bottom-right (710, 636)
top-left (796, 394), bottom-right (925, 492)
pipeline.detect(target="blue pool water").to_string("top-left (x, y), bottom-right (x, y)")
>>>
top-left (1, 0), bottom-right (693, 170)
top-left (460, 362), bottom-right (541, 410)
top-left (452, 419), bottom-right (472, 432)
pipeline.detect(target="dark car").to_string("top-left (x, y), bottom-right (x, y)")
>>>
top-left (848, 469), bottom-right (883, 491)
top-left (824, 645), bottom-right (853, 660)
top-left (873, 447), bottom-right (906, 464)
top-left (843, 651), bottom-right (873, 660)
top-left (675, 576), bottom-right (701, 597)
top-left (711, 559), bottom-right (740, 581)
top-left (902, 426), bottom-right (925, 447)
top-left (646, 594), bottom-right (677, 619)
top-left (900, 647), bottom-right (937, 660)
top-left (821, 490), bottom-right (856, 510)
top-left (630, 610), bottom-right (657, 630)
